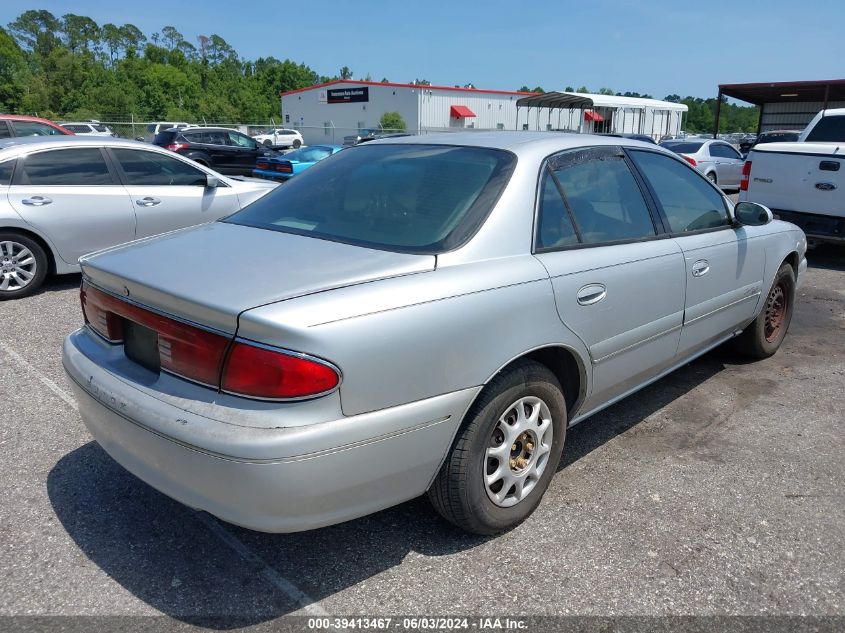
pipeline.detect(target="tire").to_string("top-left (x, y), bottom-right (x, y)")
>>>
top-left (263, 139), bottom-right (272, 147)
top-left (706, 172), bottom-right (717, 185)
top-left (428, 360), bottom-right (567, 535)
top-left (292, 139), bottom-right (302, 149)
top-left (732, 263), bottom-right (796, 359)
top-left (0, 232), bottom-right (48, 300)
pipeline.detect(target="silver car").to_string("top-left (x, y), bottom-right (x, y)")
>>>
top-left (0, 136), bottom-right (276, 298)
top-left (63, 133), bottom-right (807, 535)
top-left (659, 138), bottom-right (745, 189)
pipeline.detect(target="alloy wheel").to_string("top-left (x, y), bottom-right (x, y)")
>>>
top-left (0, 241), bottom-right (36, 292)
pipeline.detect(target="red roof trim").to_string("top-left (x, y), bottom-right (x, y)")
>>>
top-left (280, 79), bottom-right (537, 98)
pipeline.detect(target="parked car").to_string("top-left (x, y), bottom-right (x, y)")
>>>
top-left (740, 109), bottom-right (845, 245)
top-left (253, 144), bottom-right (343, 181)
top-left (144, 122), bottom-right (193, 141)
top-left (153, 126), bottom-right (278, 176)
top-left (0, 114), bottom-right (72, 138)
top-left (252, 128), bottom-right (303, 149)
top-left (0, 136), bottom-right (276, 299)
top-left (59, 121), bottom-right (117, 137)
top-left (659, 138), bottom-right (745, 189)
top-left (63, 132), bottom-right (806, 536)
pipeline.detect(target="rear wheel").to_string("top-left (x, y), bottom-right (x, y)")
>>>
top-left (706, 172), bottom-right (717, 185)
top-left (292, 139), bottom-right (302, 149)
top-left (428, 360), bottom-right (567, 534)
top-left (0, 233), bottom-right (48, 300)
top-left (732, 263), bottom-right (796, 358)
top-left (263, 139), bottom-right (273, 147)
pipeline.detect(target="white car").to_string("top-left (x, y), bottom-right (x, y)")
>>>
top-left (59, 121), bottom-right (116, 137)
top-left (252, 128), bottom-right (303, 149)
top-left (0, 136), bottom-right (277, 298)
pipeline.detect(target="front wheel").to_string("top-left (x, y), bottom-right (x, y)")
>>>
top-left (0, 233), bottom-right (48, 300)
top-left (732, 263), bottom-right (796, 359)
top-left (428, 360), bottom-right (567, 535)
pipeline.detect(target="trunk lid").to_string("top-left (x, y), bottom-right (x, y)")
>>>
top-left (80, 222), bottom-right (435, 332)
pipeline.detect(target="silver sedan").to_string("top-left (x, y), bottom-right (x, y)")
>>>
top-left (63, 132), bottom-right (807, 535)
top-left (659, 138), bottom-right (746, 190)
top-left (0, 136), bottom-right (277, 298)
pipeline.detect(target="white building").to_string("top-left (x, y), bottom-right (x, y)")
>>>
top-left (280, 80), bottom-right (687, 145)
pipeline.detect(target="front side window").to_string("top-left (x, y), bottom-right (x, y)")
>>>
top-left (630, 150), bottom-right (729, 233)
top-left (549, 154), bottom-right (655, 245)
top-left (11, 121), bottom-right (64, 137)
top-left (709, 143), bottom-right (741, 159)
top-left (226, 144), bottom-right (516, 254)
top-left (112, 149), bottom-right (207, 186)
top-left (16, 148), bottom-right (113, 185)
top-left (227, 131), bottom-right (255, 148)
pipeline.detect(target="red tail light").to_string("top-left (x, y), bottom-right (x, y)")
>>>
top-left (681, 154), bottom-right (697, 167)
top-left (222, 343), bottom-right (339, 399)
top-left (276, 162), bottom-right (293, 173)
top-left (80, 281), bottom-right (339, 399)
top-left (740, 160), bottom-right (752, 191)
top-left (164, 143), bottom-right (188, 152)
top-left (256, 161), bottom-right (270, 170)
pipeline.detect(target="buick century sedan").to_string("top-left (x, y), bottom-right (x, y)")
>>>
top-left (63, 132), bottom-right (807, 535)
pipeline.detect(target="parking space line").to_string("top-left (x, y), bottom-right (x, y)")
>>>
top-left (0, 337), bottom-right (329, 617)
top-left (0, 339), bottom-right (78, 410)
top-left (195, 512), bottom-right (330, 616)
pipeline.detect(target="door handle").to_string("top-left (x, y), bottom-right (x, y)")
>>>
top-left (692, 260), bottom-right (710, 277)
top-left (576, 283), bottom-right (607, 306)
top-left (21, 196), bottom-right (52, 206)
top-left (136, 197), bottom-right (161, 207)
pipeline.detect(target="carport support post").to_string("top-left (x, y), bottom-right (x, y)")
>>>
top-left (713, 89), bottom-right (723, 138)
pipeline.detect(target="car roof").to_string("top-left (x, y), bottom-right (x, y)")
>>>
top-left (0, 135), bottom-right (177, 157)
top-left (370, 131), bottom-right (667, 155)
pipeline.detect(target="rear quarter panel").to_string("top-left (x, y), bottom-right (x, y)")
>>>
top-left (237, 255), bottom-right (592, 417)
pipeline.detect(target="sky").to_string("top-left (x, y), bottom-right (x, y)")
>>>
top-left (3, 0), bottom-right (842, 100)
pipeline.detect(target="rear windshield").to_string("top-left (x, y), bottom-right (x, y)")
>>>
top-left (153, 131), bottom-right (180, 144)
top-left (805, 116), bottom-right (845, 143)
top-left (225, 144), bottom-right (516, 254)
top-left (660, 141), bottom-right (704, 153)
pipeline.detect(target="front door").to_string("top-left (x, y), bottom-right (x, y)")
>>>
top-left (627, 149), bottom-right (765, 356)
top-left (109, 147), bottom-right (242, 239)
top-left (7, 147), bottom-right (135, 266)
top-left (533, 146), bottom-right (687, 412)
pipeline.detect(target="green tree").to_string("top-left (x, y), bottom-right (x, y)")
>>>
top-left (379, 111), bottom-right (406, 132)
top-left (339, 65), bottom-right (352, 79)
top-left (61, 14), bottom-right (100, 54)
top-left (7, 9), bottom-right (60, 58)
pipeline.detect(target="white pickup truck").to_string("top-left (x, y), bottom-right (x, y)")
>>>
top-left (740, 108), bottom-right (845, 245)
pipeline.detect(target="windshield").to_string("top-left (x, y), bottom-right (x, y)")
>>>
top-left (284, 146), bottom-right (334, 162)
top-left (660, 141), bottom-right (704, 153)
top-left (226, 144), bottom-right (516, 254)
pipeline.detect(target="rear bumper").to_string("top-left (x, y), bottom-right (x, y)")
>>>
top-left (772, 210), bottom-right (845, 244)
top-left (252, 169), bottom-right (291, 181)
top-left (63, 328), bottom-right (473, 532)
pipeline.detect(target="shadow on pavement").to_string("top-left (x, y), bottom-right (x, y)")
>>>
top-left (46, 345), bottom-right (732, 628)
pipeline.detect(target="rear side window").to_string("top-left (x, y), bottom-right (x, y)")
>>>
top-left (548, 154), bottom-right (655, 245)
top-left (536, 172), bottom-right (579, 250)
top-left (17, 148), bottom-right (113, 185)
top-left (0, 122), bottom-right (11, 139)
top-left (0, 160), bottom-right (14, 185)
top-left (805, 116), bottom-right (845, 142)
top-left (227, 144), bottom-right (516, 254)
top-left (630, 150), bottom-right (729, 233)
top-left (112, 148), bottom-right (207, 186)
top-left (62, 124), bottom-right (91, 133)
top-left (11, 120), bottom-right (65, 137)
top-left (153, 131), bottom-right (179, 144)
top-left (709, 144), bottom-right (741, 159)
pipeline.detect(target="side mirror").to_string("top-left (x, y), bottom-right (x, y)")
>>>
top-left (734, 201), bottom-right (773, 226)
top-left (205, 174), bottom-right (220, 188)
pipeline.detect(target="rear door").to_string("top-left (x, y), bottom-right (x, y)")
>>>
top-left (710, 142), bottom-right (743, 187)
top-left (225, 130), bottom-right (262, 173)
top-left (197, 130), bottom-right (238, 172)
top-left (628, 149), bottom-right (765, 357)
top-left (533, 146), bottom-right (687, 412)
top-left (7, 147), bottom-right (135, 265)
top-left (109, 147), bottom-right (242, 238)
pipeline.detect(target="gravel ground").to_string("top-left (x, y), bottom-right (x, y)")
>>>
top-left (0, 247), bottom-right (842, 629)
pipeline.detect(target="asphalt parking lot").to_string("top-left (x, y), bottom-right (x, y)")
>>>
top-left (1, 247), bottom-right (843, 628)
